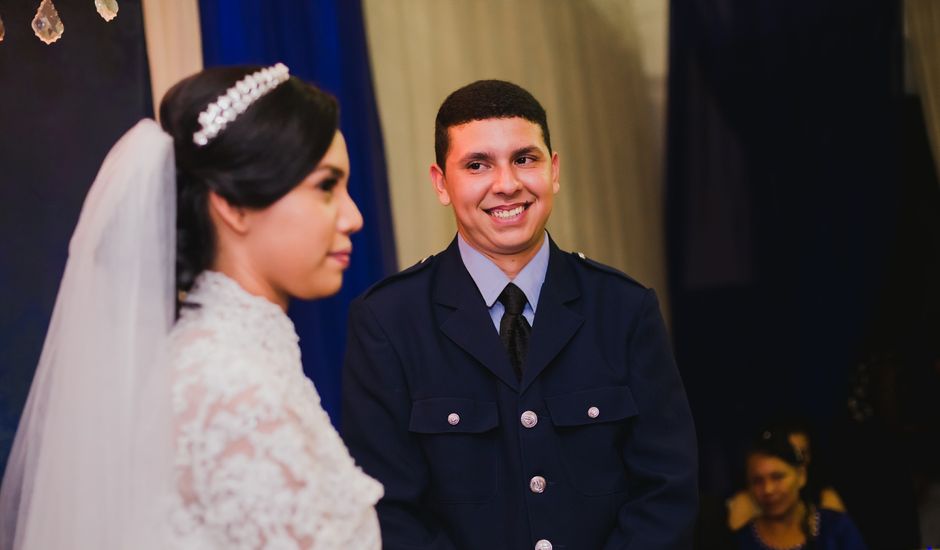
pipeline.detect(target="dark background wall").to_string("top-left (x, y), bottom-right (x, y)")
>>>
top-left (0, 0), bottom-right (153, 474)
top-left (667, 1), bottom-right (939, 547)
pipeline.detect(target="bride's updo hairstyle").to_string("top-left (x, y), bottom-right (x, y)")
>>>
top-left (159, 66), bottom-right (339, 295)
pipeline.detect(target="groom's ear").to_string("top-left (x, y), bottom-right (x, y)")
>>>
top-left (207, 190), bottom-right (250, 235)
top-left (430, 163), bottom-right (451, 206)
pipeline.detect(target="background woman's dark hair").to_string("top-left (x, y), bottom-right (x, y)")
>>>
top-left (746, 428), bottom-right (805, 468)
top-left (159, 66), bottom-right (338, 300)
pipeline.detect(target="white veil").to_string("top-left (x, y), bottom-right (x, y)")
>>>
top-left (0, 119), bottom-right (177, 549)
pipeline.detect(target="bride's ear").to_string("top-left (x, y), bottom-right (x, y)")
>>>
top-left (207, 190), bottom-right (250, 235)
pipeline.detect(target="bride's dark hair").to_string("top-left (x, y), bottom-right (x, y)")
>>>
top-left (159, 66), bottom-right (339, 295)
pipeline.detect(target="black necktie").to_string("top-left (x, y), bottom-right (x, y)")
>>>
top-left (498, 283), bottom-right (531, 380)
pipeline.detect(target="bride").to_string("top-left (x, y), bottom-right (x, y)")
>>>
top-left (0, 64), bottom-right (382, 549)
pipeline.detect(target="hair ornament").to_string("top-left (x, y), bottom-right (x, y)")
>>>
top-left (193, 62), bottom-right (290, 146)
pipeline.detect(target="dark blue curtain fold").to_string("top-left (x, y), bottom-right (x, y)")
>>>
top-left (199, 0), bottom-right (397, 425)
top-left (666, 1), bottom-right (928, 547)
top-left (667, 0), bottom-right (902, 468)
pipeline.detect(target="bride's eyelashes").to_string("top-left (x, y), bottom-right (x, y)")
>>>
top-left (317, 178), bottom-right (339, 194)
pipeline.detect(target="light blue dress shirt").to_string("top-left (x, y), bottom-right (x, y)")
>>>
top-left (457, 232), bottom-right (550, 333)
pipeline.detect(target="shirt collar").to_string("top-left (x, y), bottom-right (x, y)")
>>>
top-left (457, 232), bottom-right (550, 310)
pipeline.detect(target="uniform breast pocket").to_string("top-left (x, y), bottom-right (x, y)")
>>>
top-left (545, 385), bottom-right (638, 496)
top-left (409, 397), bottom-right (499, 503)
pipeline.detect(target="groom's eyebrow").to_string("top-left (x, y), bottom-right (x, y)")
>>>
top-left (458, 151), bottom-right (495, 165)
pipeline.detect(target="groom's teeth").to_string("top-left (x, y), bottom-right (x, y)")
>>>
top-left (492, 206), bottom-right (525, 219)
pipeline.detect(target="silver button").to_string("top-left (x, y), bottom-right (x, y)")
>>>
top-left (535, 539), bottom-right (553, 550)
top-left (577, 252), bottom-right (586, 259)
top-left (529, 475), bottom-right (546, 494)
top-left (520, 410), bottom-right (538, 428)
top-left (447, 413), bottom-right (460, 426)
top-left (587, 406), bottom-right (600, 419)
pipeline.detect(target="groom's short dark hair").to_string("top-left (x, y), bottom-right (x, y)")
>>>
top-left (434, 80), bottom-right (552, 171)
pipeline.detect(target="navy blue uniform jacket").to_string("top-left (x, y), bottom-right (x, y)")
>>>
top-left (342, 238), bottom-right (697, 549)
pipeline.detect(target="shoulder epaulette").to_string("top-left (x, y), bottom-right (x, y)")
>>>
top-left (363, 254), bottom-right (435, 297)
top-left (569, 251), bottom-right (646, 288)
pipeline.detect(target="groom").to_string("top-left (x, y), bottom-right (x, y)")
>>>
top-left (343, 80), bottom-right (697, 549)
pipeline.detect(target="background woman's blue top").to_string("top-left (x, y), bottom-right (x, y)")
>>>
top-left (733, 509), bottom-right (868, 550)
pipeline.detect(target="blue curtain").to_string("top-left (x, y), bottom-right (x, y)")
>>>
top-left (199, 0), bottom-right (398, 425)
top-left (665, 2), bottom-right (925, 547)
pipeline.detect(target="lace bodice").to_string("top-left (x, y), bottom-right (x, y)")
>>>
top-left (167, 271), bottom-right (382, 550)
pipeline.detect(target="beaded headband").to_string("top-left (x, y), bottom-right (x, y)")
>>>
top-left (193, 63), bottom-right (291, 146)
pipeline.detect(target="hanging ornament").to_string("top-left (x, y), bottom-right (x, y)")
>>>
top-left (95, 0), bottom-right (118, 22)
top-left (32, 0), bottom-right (64, 45)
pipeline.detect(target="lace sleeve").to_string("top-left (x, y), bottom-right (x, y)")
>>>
top-left (167, 287), bottom-right (381, 550)
top-left (172, 351), bottom-right (325, 550)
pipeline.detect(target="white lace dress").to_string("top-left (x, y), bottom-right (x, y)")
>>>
top-left (166, 271), bottom-right (382, 550)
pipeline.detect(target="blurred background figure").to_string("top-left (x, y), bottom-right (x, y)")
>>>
top-left (733, 429), bottom-right (866, 550)
top-left (727, 418), bottom-right (845, 531)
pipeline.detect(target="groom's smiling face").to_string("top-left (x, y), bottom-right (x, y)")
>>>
top-left (431, 116), bottom-right (559, 262)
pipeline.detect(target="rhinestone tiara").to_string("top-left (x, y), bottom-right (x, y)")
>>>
top-left (193, 63), bottom-right (290, 147)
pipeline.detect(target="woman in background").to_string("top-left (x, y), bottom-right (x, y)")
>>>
top-left (733, 428), bottom-right (866, 550)
top-left (728, 418), bottom-right (845, 530)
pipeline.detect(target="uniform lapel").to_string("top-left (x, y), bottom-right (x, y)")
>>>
top-left (519, 241), bottom-right (583, 393)
top-left (434, 240), bottom-right (520, 391)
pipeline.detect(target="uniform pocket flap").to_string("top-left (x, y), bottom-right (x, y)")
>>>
top-left (545, 385), bottom-right (638, 427)
top-left (409, 398), bottom-right (499, 434)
